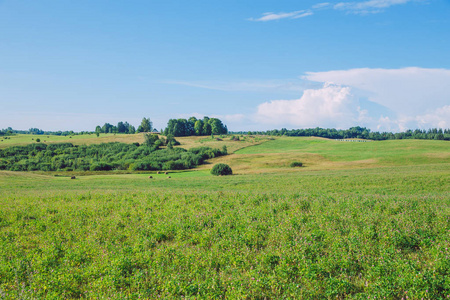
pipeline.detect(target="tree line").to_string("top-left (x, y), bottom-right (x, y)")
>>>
top-left (94, 117), bottom-right (154, 134)
top-left (0, 127), bottom-right (88, 137)
top-left (93, 116), bottom-right (229, 137)
top-left (232, 127), bottom-right (450, 141)
top-left (0, 117), bottom-right (156, 137)
top-left (2, 120), bottom-right (448, 141)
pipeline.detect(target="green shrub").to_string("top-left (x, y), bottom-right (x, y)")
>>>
top-left (211, 163), bottom-right (232, 176)
top-left (0, 142), bottom-right (225, 172)
top-left (90, 162), bottom-right (113, 171)
top-left (290, 161), bottom-right (303, 167)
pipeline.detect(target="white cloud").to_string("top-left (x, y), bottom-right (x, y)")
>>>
top-left (415, 105), bottom-right (450, 129)
top-left (248, 0), bottom-right (421, 22)
top-left (249, 10), bottom-right (313, 22)
top-left (254, 83), bottom-right (366, 128)
top-left (248, 67), bottom-right (450, 131)
top-left (312, 2), bottom-right (331, 9)
top-left (334, 0), bottom-right (413, 14)
top-left (304, 67), bottom-right (450, 117)
top-left (292, 11), bottom-right (314, 19)
top-left (176, 68), bottom-right (449, 132)
top-left (373, 105), bottom-right (450, 132)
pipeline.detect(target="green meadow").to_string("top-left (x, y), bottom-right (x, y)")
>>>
top-left (0, 133), bottom-right (144, 149)
top-left (0, 136), bottom-right (449, 299)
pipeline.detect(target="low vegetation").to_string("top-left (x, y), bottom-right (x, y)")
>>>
top-left (0, 134), bottom-right (448, 299)
top-left (0, 141), bottom-right (226, 172)
top-left (290, 161), bottom-right (303, 167)
top-left (210, 163), bottom-right (233, 176)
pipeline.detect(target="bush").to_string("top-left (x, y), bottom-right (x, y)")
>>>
top-left (211, 163), bottom-right (232, 176)
top-left (90, 162), bottom-right (113, 171)
top-left (0, 142), bottom-right (225, 172)
top-left (290, 161), bottom-right (303, 167)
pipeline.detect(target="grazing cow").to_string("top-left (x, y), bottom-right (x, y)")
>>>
top-left (167, 176), bottom-right (171, 179)
top-left (164, 172), bottom-right (168, 175)
top-left (71, 176), bottom-right (76, 179)
top-left (149, 176), bottom-right (153, 179)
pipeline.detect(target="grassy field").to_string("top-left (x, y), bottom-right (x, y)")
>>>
top-left (0, 135), bottom-right (449, 299)
top-left (0, 133), bottom-right (146, 149)
top-left (0, 133), bottom-right (265, 153)
top-left (207, 136), bottom-right (450, 174)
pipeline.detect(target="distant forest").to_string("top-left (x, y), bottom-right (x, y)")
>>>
top-left (233, 126), bottom-right (450, 141)
top-left (0, 127), bottom-right (86, 137)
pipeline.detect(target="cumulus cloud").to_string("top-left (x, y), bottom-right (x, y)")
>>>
top-left (251, 67), bottom-right (450, 131)
top-left (414, 105), bottom-right (450, 129)
top-left (254, 83), bottom-right (367, 128)
top-left (374, 105), bottom-right (450, 132)
top-left (248, 10), bottom-right (313, 22)
top-left (304, 67), bottom-right (450, 117)
top-left (178, 68), bottom-right (449, 132)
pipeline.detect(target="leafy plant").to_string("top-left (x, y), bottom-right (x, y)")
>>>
top-left (290, 161), bottom-right (303, 167)
top-left (211, 163), bottom-right (232, 176)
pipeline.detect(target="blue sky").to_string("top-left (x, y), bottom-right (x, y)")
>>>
top-left (1, 0), bottom-right (449, 132)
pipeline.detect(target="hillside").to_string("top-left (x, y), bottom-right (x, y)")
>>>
top-left (0, 135), bottom-right (449, 299)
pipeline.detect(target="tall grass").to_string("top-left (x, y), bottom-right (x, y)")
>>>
top-left (0, 137), bottom-right (449, 298)
top-left (0, 163), bottom-right (449, 299)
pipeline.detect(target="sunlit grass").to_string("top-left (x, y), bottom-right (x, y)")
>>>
top-left (0, 133), bottom-right (145, 148)
top-left (0, 136), bottom-right (449, 298)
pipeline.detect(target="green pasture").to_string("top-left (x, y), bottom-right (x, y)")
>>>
top-left (0, 136), bottom-right (449, 299)
top-left (236, 137), bottom-right (450, 165)
top-left (0, 163), bottom-right (448, 195)
top-left (0, 133), bottom-right (146, 149)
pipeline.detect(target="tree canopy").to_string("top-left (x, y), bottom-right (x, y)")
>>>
top-left (232, 127), bottom-right (450, 141)
top-left (137, 117), bottom-right (153, 133)
top-left (164, 116), bottom-right (228, 137)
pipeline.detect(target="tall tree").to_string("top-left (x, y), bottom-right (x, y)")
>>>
top-left (137, 117), bottom-right (152, 133)
top-left (101, 123), bottom-right (113, 134)
top-left (194, 120), bottom-right (203, 136)
top-left (209, 118), bottom-right (227, 135)
top-left (117, 122), bottom-right (126, 133)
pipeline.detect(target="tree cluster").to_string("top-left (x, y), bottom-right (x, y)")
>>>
top-left (0, 127), bottom-right (13, 136)
top-left (95, 121), bottom-right (136, 134)
top-left (164, 116), bottom-right (228, 137)
top-left (0, 127), bottom-right (87, 136)
top-left (233, 127), bottom-right (450, 141)
top-left (94, 117), bottom-right (154, 134)
top-left (143, 133), bottom-right (180, 149)
top-left (0, 142), bottom-right (227, 172)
